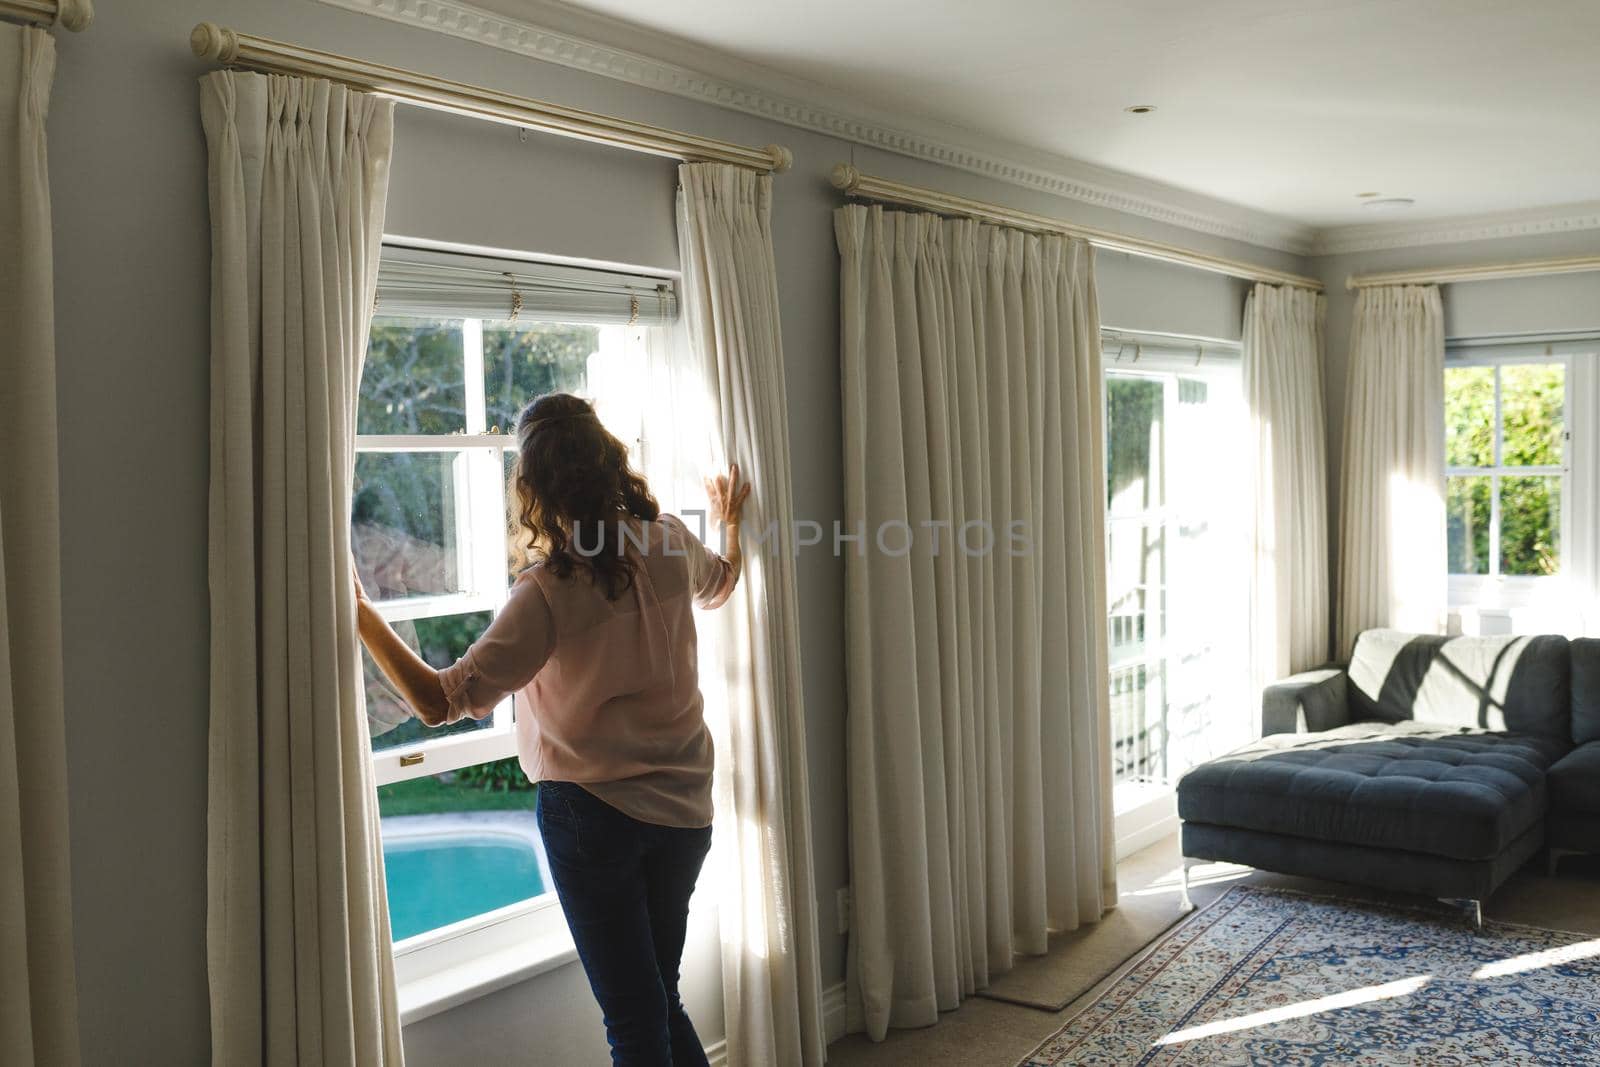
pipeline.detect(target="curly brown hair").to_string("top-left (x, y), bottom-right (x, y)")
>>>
top-left (509, 393), bottom-right (661, 600)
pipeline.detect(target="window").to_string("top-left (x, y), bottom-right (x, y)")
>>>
top-left (1101, 332), bottom-right (1250, 843)
top-left (1445, 359), bottom-right (1567, 580)
top-left (354, 245), bottom-right (674, 998)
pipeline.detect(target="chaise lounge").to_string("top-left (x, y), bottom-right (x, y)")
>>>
top-left (1176, 629), bottom-right (1600, 926)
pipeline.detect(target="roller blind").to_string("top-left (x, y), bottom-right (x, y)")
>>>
top-left (1102, 328), bottom-right (1240, 374)
top-left (1446, 332), bottom-right (1600, 361)
top-left (375, 245), bottom-right (678, 326)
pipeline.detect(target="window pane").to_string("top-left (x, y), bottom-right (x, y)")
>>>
top-left (1444, 365), bottom-right (1493, 468)
top-left (359, 317), bottom-right (466, 435)
top-left (353, 452), bottom-right (464, 600)
top-left (482, 322), bottom-right (601, 434)
top-left (1500, 363), bottom-right (1564, 467)
top-left (377, 758), bottom-right (546, 941)
top-left (1446, 475), bottom-right (1491, 575)
top-left (1500, 475), bottom-right (1561, 576)
top-left (1106, 375), bottom-right (1163, 517)
top-left (367, 611), bottom-right (494, 749)
top-left (1109, 661), bottom-right (1164, 783)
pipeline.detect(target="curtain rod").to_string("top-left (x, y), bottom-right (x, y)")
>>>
top-left (1346, 255), bottom-right (1600, 290)
top-left (0, 0), bottom-right (91, 30)
top-left (189, 23), bottom-right (792, 174)
top-left (830, 164), bottom-right (1323, 291)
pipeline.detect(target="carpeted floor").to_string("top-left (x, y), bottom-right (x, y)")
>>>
top-left (825, 833), bottom-right (1600, 1067)
top-left (1022, 883), bottom-right (1600, 1064)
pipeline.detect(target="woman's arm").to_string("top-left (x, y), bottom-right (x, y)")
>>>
top-left (354, 569), bottom-right (452, 726)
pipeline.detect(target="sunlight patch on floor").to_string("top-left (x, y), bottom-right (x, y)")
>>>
top-left (1125, 860), bottom-right (1252, 899)
top-left (1473, 937), bottom-right (1600, 979)
top-left (1154, 974), bottom-right (1432, 1045)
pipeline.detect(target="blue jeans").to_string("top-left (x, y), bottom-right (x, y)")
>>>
top-left (536, 781), bottom-right (714, 1067)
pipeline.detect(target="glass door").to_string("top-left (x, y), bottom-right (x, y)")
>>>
top-left (1105, 357), bottom-right (1251, 828)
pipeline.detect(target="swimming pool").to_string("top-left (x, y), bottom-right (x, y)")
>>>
top-left (383, 830), bottom-right (548, 941)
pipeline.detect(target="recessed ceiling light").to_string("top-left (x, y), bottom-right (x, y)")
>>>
top-left (1124, 105), bottom-right (1156, 115)
top-left (1362, 197), bottom-right (1416, 211)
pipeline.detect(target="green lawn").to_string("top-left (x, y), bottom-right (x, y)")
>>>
top-left (377, 774), bottom-right (538, 817)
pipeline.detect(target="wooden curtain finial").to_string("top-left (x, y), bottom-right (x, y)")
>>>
top-left (190, 22), bottom-right (241, 63)
top-left (56, 0), bottom-right (93, 31)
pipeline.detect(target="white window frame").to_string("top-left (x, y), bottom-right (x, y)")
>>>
top-left (1445, 348), bottom-right (1573, 612)
top-left (358, 244), bottom-right (666, 1016)
top-left (363, 323), bottom-right (650, 787)
top-left (362, 317), bottom-right (522, 789)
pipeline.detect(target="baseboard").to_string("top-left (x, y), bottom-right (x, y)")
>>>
top-left (705, 1038), bottom-right (728, 1066)
top-left (823, 980), bottom-right (848, 1044)
top-left (1117, 812), bottom-right (1179, 861)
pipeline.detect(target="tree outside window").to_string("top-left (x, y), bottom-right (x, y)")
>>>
top-left (1445, 361), bottom-right (1565, 578)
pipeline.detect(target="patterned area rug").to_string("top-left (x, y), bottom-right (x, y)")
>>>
top-left (1021, 884), bottom-right (1600, 1066)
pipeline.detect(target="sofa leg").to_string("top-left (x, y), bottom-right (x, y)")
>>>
top-left (1179, 859), bottom-right (1196, 913)
top-left (1439, 897), bottom-right (1485, 931)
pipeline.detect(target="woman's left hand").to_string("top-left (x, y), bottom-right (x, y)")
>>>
top-left (704, 462), bottom-right (752, 528)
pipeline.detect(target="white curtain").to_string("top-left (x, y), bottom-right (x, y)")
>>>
top-left (201, 72), bottom-right (403, 1066)
top-left (676, 163), bottom-right (827, 1066)
top-left (0, 25), bottom-right (80, 1067)
top-left (1242, 283), bottom-right (1330, 688)
top-left (1337, 284), bottom-right (1446, 658)
top-left (835, 205), bottom-right (1116, 1041)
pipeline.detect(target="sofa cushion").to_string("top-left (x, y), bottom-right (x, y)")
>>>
top-left (1548, 740), bottom-right (1600, 817)
top-left (1348, 629), bottom-right (1571, 740)
top-left (1572, 638), bottom-right (1600, 745)
top-left (1177, 721), bottom-right (1570, 862)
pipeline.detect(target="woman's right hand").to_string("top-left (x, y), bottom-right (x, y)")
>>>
top-left (704, 462), bottom-right (751, 528)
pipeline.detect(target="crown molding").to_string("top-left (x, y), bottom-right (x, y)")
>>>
top-left (312, 0), bottom-right (1316, 255)
top-left (1312, 201), bottom-right (1600, 256)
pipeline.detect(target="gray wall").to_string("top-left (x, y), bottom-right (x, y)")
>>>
top-left (1313, 230), bottom-right (1600, 630)
top-left (50, 2), bottom-right (1306, 1062)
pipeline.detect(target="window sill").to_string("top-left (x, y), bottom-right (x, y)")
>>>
top-left (398, 914), bottom-right (578, 1026)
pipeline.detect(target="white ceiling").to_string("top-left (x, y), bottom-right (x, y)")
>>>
top-left (475, 0), bottom-right (1600, 231)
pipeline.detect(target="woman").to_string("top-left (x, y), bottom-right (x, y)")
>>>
top-left (356, 392), bottom-right (749, 1066)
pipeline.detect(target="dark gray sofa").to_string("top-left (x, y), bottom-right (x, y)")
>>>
top-left (1176, 630), bottom-right (1600, 924)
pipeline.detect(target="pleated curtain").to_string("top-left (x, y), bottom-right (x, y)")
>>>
top-left (676, 163), bottom-right (827, 1067)
top-left (1242, 283), bottom-right (1330, 688)
top-left (200, 71), bottom-right (404, 1066)
top-left (835, 205), bottom-right (1116, 1041)
top-left (0, 25), bottom-right (82, 1067)
top-left (1337, 285), bottom-right (1446, 657)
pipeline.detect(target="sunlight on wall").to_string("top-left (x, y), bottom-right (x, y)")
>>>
top-left (1388, 468), bottom-right (1446, 634)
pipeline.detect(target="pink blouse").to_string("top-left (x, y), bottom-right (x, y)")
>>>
top-left (438, 514), bottom-right (735, 828)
